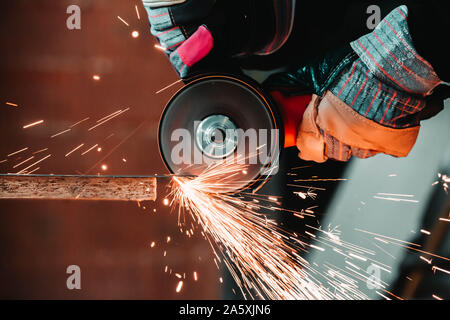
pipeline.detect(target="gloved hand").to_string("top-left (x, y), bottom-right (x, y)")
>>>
top-left (143, 0), bottom-right (299, 79)
top-left (143, 0), bottom-right (220, 78)
top-left (265, 5), bottom-right (446, 163)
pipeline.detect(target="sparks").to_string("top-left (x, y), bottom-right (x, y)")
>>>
top-left (135, 5), bottom-right (140, 19)
top-left (12, 156), bottom-right (34, 169)
top-left (88, 108), bottom-right (130, 131)
top-left (69, 117), bottom-right (90, 128)
top-left (169, 159), bottom-right (368, 300)
top-left (294, 178), bottom-right (347, 182)
top-left (65, 143), bottom-right (84, 157)
top-left (33, 148), bottom-right (48, 155)
top-left (50, 128), bottom-right (71, 138)
top-left (373, 196), bottom-right (419, 203)
top-left (432, 266), bottom-right (450, 275)
top-left (96, 110), bottom-right (123, 123)
top-left (433, 173), bottom-right (449, 193)
top-left (105, 133), bottom-right (115, 140)
top-left (16, 154), bottom-right (51, 174)
top-left (310, 244), bottom-right (326, 252)
top-left (155, 79), bottom-right (183, 94)
top-left (81, 144), bottom-right (99, 156)
top-left (131, 30), bottom-right (139, 38)
top-left (420, 256), bottom-right (432, 264)
top-left (295, 191), bottom-right (307, 199)
top-left (175, 281), bottom-right (183, 293)
top-left (154, 44), bottom-right (167, 52)
top-left (7, 147), bottom-right (28, 157)
top-left (377, 193), bottom-right (414, 197)
top-left (26, 167), bottom-right (40, 175)
top-left (23, 120), bottom-right (44, 129)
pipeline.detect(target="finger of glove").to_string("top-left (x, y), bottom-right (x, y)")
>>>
top-left (320, 131), bottom-right (378, 161)
top-left (170, 25), bottom-right (214, 78)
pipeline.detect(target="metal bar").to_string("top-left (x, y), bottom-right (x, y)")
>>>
top-left (0, 174), bottom-right (159, 201)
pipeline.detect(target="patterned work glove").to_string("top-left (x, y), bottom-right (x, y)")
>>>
top-left (265, 5), bottom-right (446, 163)
top-left (142, 0), bottom-right (217, 78)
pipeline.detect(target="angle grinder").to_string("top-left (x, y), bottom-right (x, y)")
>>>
top-left (158, 74), bottom-right (306, 193)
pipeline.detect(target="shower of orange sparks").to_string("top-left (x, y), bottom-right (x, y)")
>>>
top-left (169, 159), bottom-right (370, 300)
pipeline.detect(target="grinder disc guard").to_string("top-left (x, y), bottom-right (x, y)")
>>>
top-left (159, 75), bottom-right (281, 193)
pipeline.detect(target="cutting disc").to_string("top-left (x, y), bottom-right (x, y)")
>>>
top-left (158, 74), bottom-right (282, 193)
